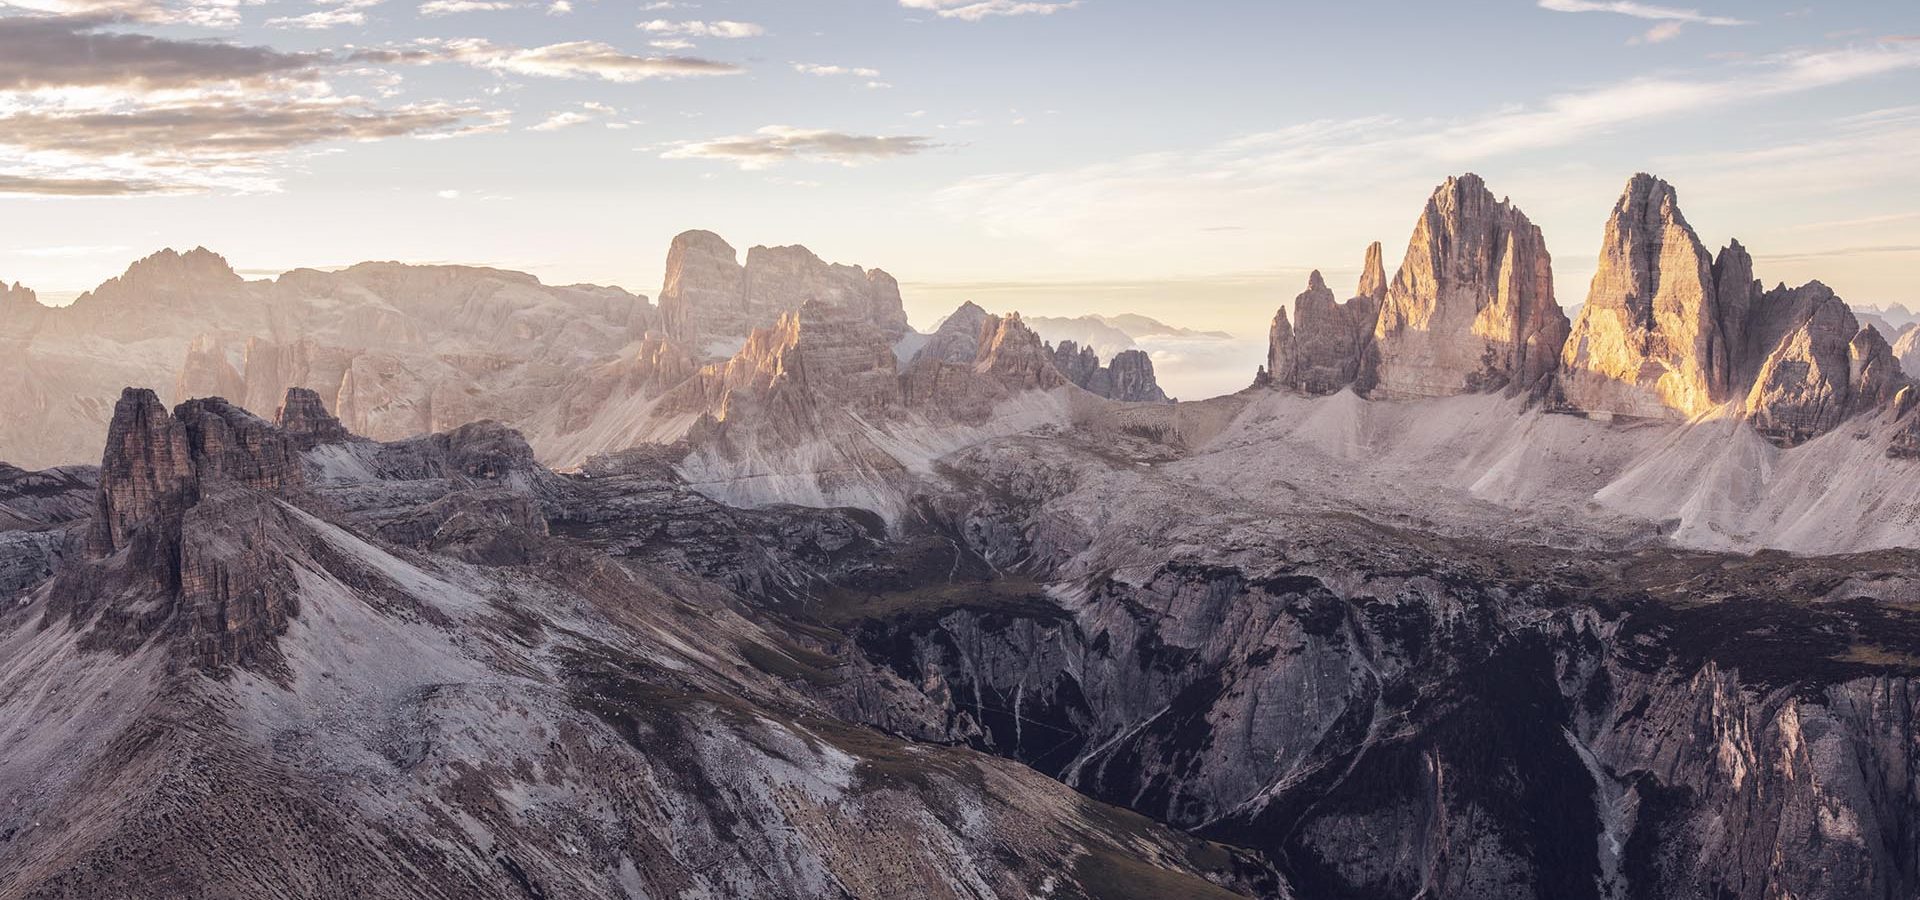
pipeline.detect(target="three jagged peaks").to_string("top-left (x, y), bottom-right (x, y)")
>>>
top-left (1260, 171), bottom-right (1915, 449)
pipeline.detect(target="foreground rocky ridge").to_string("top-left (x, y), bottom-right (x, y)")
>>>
top-left (1, 388), bottom-right (1269, 899)
top-left (6, 383), bottom-right (1919, 899)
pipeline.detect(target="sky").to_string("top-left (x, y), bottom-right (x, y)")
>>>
top-left (1, 0), bottom-right (1918, 346)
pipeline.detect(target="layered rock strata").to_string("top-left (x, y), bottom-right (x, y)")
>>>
top-left (1369, 175), bottom-right (1570, 399)
top-left (659, 230), bottom-right (910, 350)
top-left (1265, 245), bottom-right (1387, 395)
top-left (1558, 174), bottom-right (1733, 420)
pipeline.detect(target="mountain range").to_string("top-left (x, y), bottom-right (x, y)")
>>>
top-left (4, 172), bottom-right (1920, 900)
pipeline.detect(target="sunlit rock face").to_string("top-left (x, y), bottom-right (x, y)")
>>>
top-left (1558, 174), bottom-right (1732, 421)
top-left (659, 229), bottom-right (910, 351)
top-left (1369, 174), bottom-right (1570, 400)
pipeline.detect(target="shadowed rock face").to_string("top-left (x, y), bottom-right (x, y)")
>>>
top-left (1370, 174), bottom-right (1570, 400)
top-left (1559, 174), bottom-right (1731, 420)
top-left (1741, 282), bottom-right (1891, 446)
top-left (58, 388), bottom-right (307, 668)
top-left (1267, 249), bottom-right (1385, 396)
top-left (10, 365), bottom-right (1920, 899)
top-left (1050, 340), bottom-right (1170, 402)
top-left (274, 387), bottom-right (355, 451)
top-left (844, 425), bottom-right (1920, 900)
top-left (1, 385), bottom-right (1272, 900)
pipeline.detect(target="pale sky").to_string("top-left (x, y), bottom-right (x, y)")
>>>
top-left (1, 0), bottom-right (1917, 337)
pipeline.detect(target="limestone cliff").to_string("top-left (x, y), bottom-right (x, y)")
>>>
top-left (1558, 174), bottom-right (1731, 420)
top-left (1267, 246), bottom-right (1385, 396)
top-left (1370, 175), bottom-right (1569, 399)
top-left (659, 230), bottom-right (910, 349)
top-left (1742, 282), bottom-right (1900, 446)
top-left (1049, 340), bottom-right (1170, 402)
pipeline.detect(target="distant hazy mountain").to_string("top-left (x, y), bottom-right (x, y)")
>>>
top-left (1025, 312), bottom-right (1235, 360)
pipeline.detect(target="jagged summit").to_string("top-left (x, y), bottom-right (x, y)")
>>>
top-left (1049, 340), bottom-right (1170, 403)
top-left (1370, 173), bottom-right (1569, 399)
top-left (275, 386), bottom-right (355, 451)
top-left (1266, 245), bottom-right (1386, 396)
top-left (78, 246), bottom-right (243, 306)
top-left (659, 229), bottom-right (909, 349)
top-left (1558, 173), bottom-right (1731, 420)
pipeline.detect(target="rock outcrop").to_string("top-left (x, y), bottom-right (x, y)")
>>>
top-left (1741, 282), bottom-right (1901, 445)
top-left (903, 309), bottom-right (1069, 424)
top-left (59, 388), bottom-right (309, 668)
top-left (1558, 175), bottom-right (1732, 420)
top-left (275, 387), bottom-right (355, 451)
top-left (1370, 175), bottom-right (1569, 399)
top-left (659, 230), bottom-right (910, 350)
top-left (1893, 325), bottom-right (1920, 375)
top-left (915, 301), bottom-right (993, 365)
top-left (1266, 246), bottom-right (1386, 396)
top-left (1049, 341), bottom-right (1170, 402)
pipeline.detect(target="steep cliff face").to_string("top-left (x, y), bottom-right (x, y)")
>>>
top-left (835, 429), bottom-right (1920, 900)
top-left (918, 300), bottom-right (993, 365)
top-left (54, 388), bottom-right (308, 669)
top-left (275, 387), bottom-right (355, 451)
top-left (1050, 340), bottom-right (1171, 402)
top-left (659, 230), bottom-right (910, 350)
top-left (1267, 249), bottom-right (1384, 396)
top-left (1740, 282), bottom-right (1906, 446)
top-left (1559, 175), bottom-right (1731, 420)
top-left (2, 391), bottom-right (1266, 900)
top-left (0, 461), bottom-right (94, 599)
top-left (1370, 175), bottom-right (1570, 399)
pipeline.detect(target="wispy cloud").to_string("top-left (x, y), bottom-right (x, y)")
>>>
top-left (1537, 0), bottom-right (1747, 26)
top-left (899, 0), bottom-right (1076, 22)
top-left (638, 19), bottom-right (762, 38)
top-left (0, 174), bottom-right (174, 196)
top-left (931, 45), bottom-right (1920, 263)
top-left (360, 38), bottom-right (744, 82)
top-left (661, 126), bottom-right (937, 169)
top-left (2, 0), bottom-right (266, 29)
top-left (794, 63), bottom-right (881, 78)
top-left (267, 0), bottom-right (381, 30)
top-left (0, 17), bottom-right (502, 195)
top-left (1630, 21), bottom-right (1686, 44)
top-left (419, 0), bottom-right (516, 15)
top-left (528, 101), bottom-right (613, 131)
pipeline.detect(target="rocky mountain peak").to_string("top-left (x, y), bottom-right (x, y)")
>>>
top-left (976, 312), bottom-right (1067, 389)
top-left (658, 230), bottom-right (908, 349)
top-left (88, 388), bottom-right (304, 557)
top-left (913, 300), bottom-right (995, 366)
top-left (660, 229), bottom-right (747, 344)
top-left (85, 247), bottom-right (243, 303)
top-left (1356, 241), bottom-right (1388, 304)
top-left (1370, 173), bottom-right (1568, 399)
top-left (1558, 173), bottom-right (1728, 420)
top-left (1, 279), bottom-right (36, 308)
top-left (1267, 246), bottom-right (1388, 395)
top-left (1049, 340), bottom-right (1170, 403)
top-left (89, 387), bottom-right (196, 556)
top-left (275, 387), bottom-right (354, 451)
